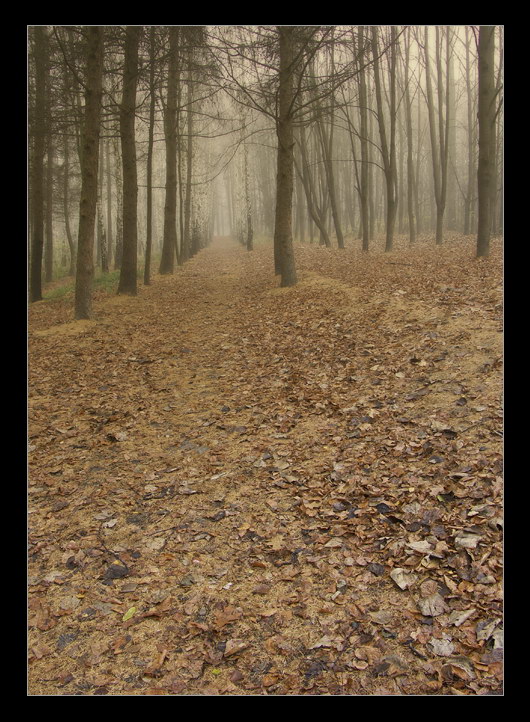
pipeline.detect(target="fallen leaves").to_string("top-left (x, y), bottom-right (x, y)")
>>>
top-left (28, 235), bottom-right (503, 696)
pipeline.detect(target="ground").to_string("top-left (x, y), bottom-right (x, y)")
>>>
top-left (28, 234), bottom-right (503, 696)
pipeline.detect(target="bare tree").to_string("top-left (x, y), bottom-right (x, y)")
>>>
top-left (402, 26), bottom-right (418, 244)
top-left (117, 26), bottom-right (141, 295)
top-left (144, 26), bottom-right (157, 285)
top-left (159, 27), bottom-right (180, 274)
top-left (274, 26), bottom-right (298, 286)
top-left (424, 26), bottom-right (451, 245)
top-left (476, 26), bottom-right (496, 258)
top-left (74, 27), bottom-right (104, 319)
top-left (29, 27), bottom-right (48, 302)
top-left (372, 26), bottom-right (398, 252)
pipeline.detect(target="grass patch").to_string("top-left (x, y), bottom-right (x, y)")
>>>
top-left (43, 280), bottom-right (75, 301)
top-left (94, 269), bottom-right (121, 293)
top-left (43, 269), bottom-right (127, 301)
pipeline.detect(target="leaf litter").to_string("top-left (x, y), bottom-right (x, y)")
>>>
top-left (28, 234), bottom-right (502, 695)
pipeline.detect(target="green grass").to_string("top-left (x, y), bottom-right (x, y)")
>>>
top-left (42, 268), bottom-right (129, 301)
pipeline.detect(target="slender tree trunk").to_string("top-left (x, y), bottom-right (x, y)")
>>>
top-left (113, 135), bottom-right (123, 269)
top-left (490, 34), bottom-right (503, 236)
top-left (160, 27), bottom-right (179, 274)
top-left (358, 27), bottom-right (370, 251)
top-left (311, 44), bottom-right (344, 249)
top-left (372, 26), bottom-right (397, 252)
top-left (294, 125), bottom-right (332, 247)
top-left (117, 26), bottom-right (141, 295)
top-left (182, 57), bottom-right (194, 265)
top-left (74, 26), bottom-right (104, 319)
top-left (30, 26), bottom-right (47, 302)
top-left (476, 26), bottom-right (496, 258)
top-left (45, 132), bottom-right (54, 282)
top-left (463, 27), bottom-right (475, 236)
top-left (415, 96), bottom-right (423, 235)
top-left (404, 27), bottom-right (417, 243)
top-left (243, 136), bottom-right (253, 250)
top-left (273, 27), bottom-right (297, 286)
top-left (447, 42), bottom-right (457, 230)
top-left (98, 137), bottom-right (109, 272)
top-left (144, 26), bottom-right (156, 285)
top-left (106, 139), bottom-right (113, 268)
top-left (425, 26), bottom-right (450, 245)
top-left (63, 132), bottom-right (76, 275)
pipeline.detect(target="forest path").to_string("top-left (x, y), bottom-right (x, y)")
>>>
top-left (28, 236), bottom-right (503, 696)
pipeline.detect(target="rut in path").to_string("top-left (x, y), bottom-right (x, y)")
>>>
top-left (28, 235), bottom-right (503, 696)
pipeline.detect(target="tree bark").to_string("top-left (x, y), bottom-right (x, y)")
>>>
top-left (243, 135), bottom-right (254, 250)
top-left (74, 27), bottom-right (104, 319)
top-left (403, 27), bottom-right (417, 244)
top-left (106, 139), bottom-right (113, 268)
top-left (144, 26), bottom-right (156, 285)
top-left (160, 27), bottom-right (179, 274)
top-left (45, 129), bottom-right (54, 282)
top-left (98, 137), bottom-right (109, 272)
top-left (294, 124), bottom-right (332, 247)
top-left (358, 27), bottom-right (370, 251)
top-left (62, 132), bottom-right (76, 275)
top-left (30, 26), bottom-right (47, 302)
top-left (424, 26), bottom-right (450, 245)
top-left (182, 53), bottom-right (194, 264)
top-left (372, 26), bottom-right (398, 252)
top-left (476, 26), bottom-right (496, 258)
top-left (273, 27), bottom-right (297, 286)
top-left (113, 135), bottom-right (123, 269)
top-left (117, 26), bottom-right (141, 295)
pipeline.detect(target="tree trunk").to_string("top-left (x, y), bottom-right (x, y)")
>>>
top-left (476, 26), bottom-right (496, 258)
top-left (74, 26), bottom-right (104, 319)
top-left (294, 124), bottom-right (332, 247)
top-left (30, 26), bottom-right (47, 302)
top-left (243, 136), bottom-right (253, 250)
top-left (106, 139), bottom-right (113, 268)
top-left (113, 135), bottom-right (123, 269)
top-left (62, 132), bottom-right (76, 275)
top-left (98, 137), bottom-right (109, 272)
top-left (403, 28), bottom-right (417, 243)
top-left (45, 131), bottom-right (54, 282)
top-left (182, 56), bottom-right (194, 264)
top-left (160, 27), bottom-right (179, 274)
top-left (273, 27), bottom-right (297, 287)
top-left (144, 26), bottom-right (156, 285)
top-left (372, 26), bottom-right (397, 252)
top-left (117, 26), bottom-right (141, 295)
top-left (358, 27), bottom-right (370, 251)
top-left (424, 26), bottom-right (450, 245)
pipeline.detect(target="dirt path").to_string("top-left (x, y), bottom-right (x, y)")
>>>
top-left (28, 236), bottom-right (503, 695)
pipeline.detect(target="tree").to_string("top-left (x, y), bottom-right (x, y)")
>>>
top-left (371, 26), bottom-right (398, 252)
top-left (402, 26), bottom-right (418, 244)
top-left (476, 26), bottom-right (496, 258)
top-left (424, 26), bottom-right (451, 245)
top-left (273, 26), bottom-right (298, 287)
top-left (463, 25), bottom-right (477, 236)
top-left (144, 26), bottom-right (157, 285)
top-left (310, 35), bottom-right (345, 249)
top-left (74, 27), bottom-right (104, 319)
top-left (357, 26), bottom-right (371, 251)
top-left (117, 26), bottom-right (141, 295)
top-left (29, 27), bottom-right (48, 302)
top-left (159, 27), bottom-right (179, 274)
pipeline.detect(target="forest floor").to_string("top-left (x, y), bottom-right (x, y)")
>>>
top-left (28, 234), bottom-right (503, 696)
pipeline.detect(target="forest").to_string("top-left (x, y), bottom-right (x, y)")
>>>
top-left (28, 26), bottom-right (503, 696)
